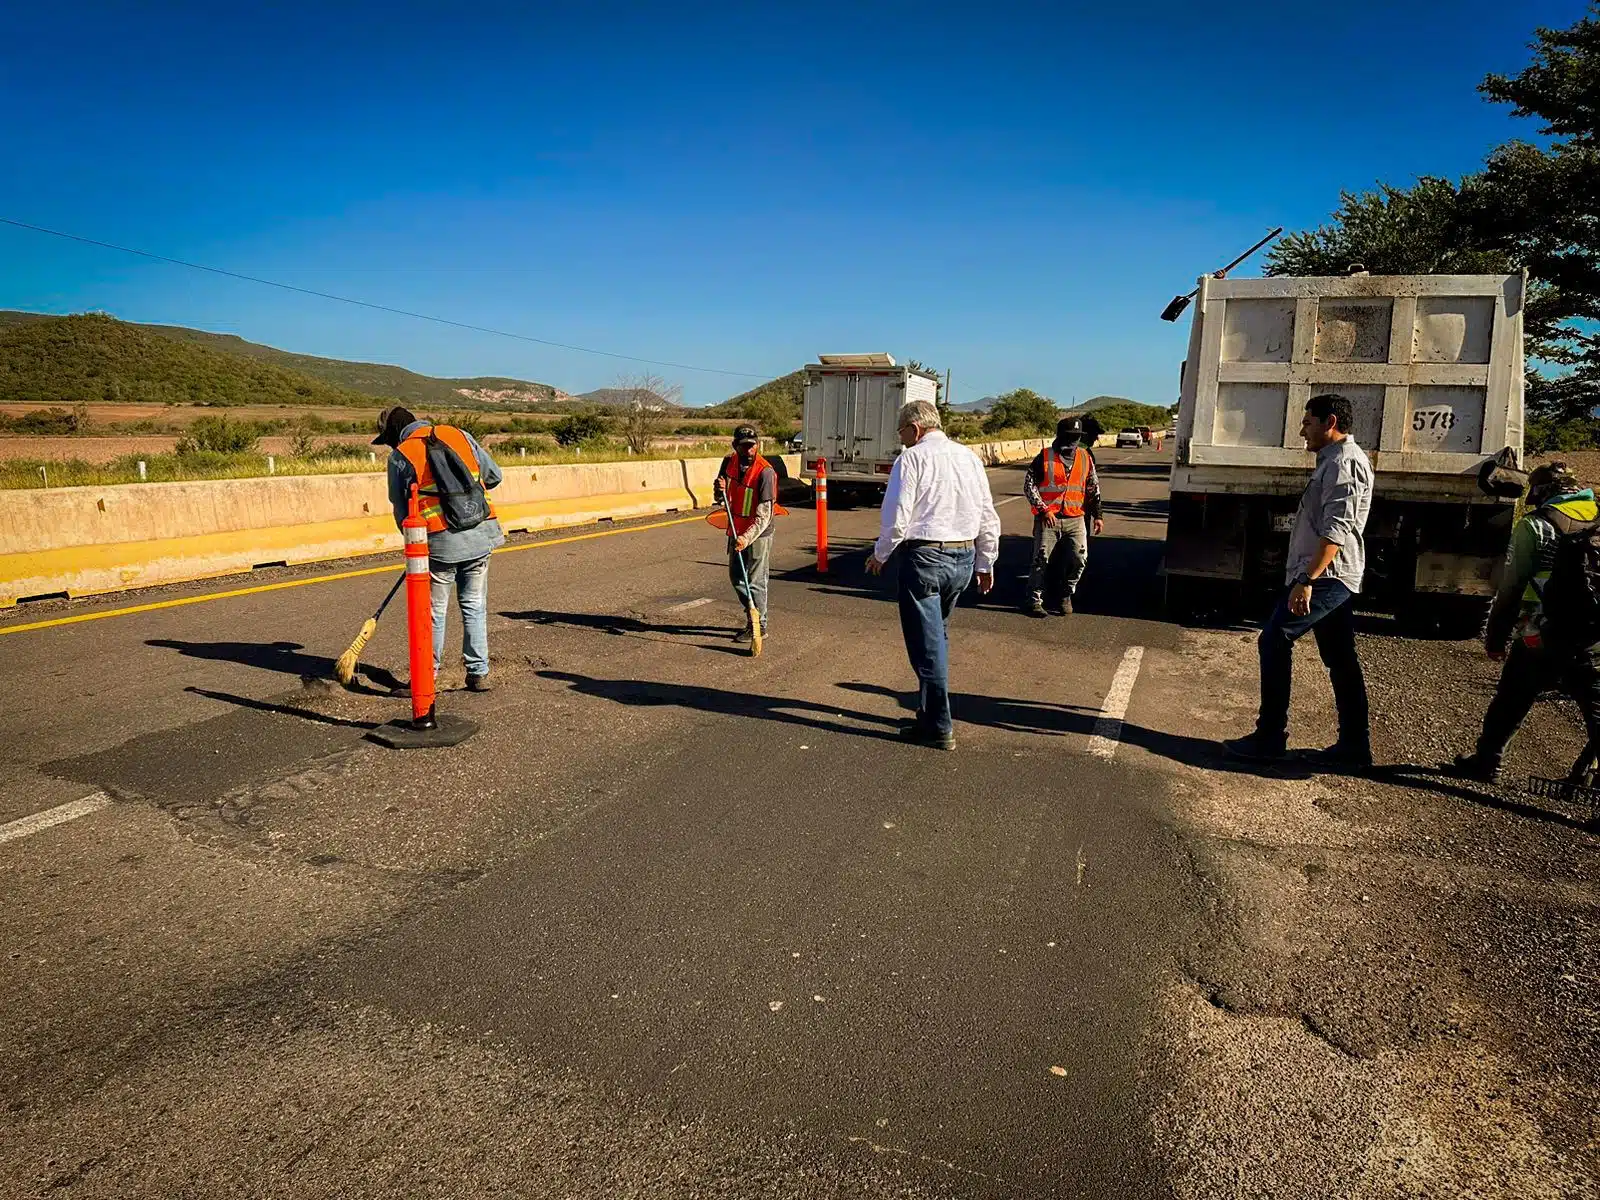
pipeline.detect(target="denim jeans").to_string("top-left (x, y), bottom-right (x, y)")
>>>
top-left (728, 535), bottom-right (772, 628)
top-left (1028, 514), bottom-right (1089, 602)
top-left (430, 555), bottom-right (490, 677)
top-left (1256, 578), bottom-right (1370, 751)
top-left (896, 543), bottom-right (976, 737)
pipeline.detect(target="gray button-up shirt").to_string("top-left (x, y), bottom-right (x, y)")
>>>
top-left (1287, 437), bottom-right (1373, 591)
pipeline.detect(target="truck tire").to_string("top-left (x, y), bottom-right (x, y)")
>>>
top-left (1166, 575), bottom-right (1237, 627)
top-left (1396, 593), bottom-right (1490, 641)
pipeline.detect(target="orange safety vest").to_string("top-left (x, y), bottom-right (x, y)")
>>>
top-left (397, 425), bottom-right (498, 534)
top-left (1032, 446), bottom-right (1090, 518)
top-left (720, 453), bottom-right (787, 535)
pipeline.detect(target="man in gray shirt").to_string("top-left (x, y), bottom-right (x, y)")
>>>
top-left (1225, 393), bottom-right (1374, 769)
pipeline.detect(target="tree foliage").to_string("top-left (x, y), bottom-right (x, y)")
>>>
top-left (550, 412), bottom-right (612, 446)
top-left (981, 388), bottom-right (1059, 434)
top-left (1269, 4), bottom-right (1600, 429)
top-left (615, 372), bottom-right (684, 453)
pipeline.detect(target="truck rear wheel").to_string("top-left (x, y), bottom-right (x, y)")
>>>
top-left (1396, 593), bottom-right (1490, 641)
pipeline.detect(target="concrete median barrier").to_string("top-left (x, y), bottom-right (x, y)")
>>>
top-left (0, 445), bottom-right (1023, 606)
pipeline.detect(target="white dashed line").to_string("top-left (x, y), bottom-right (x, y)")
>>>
top-left (1086, 646), bottom-right (1145, 760)
top-left (996, 495), bottom-right (1024, 506)
top-left (664, 597), bottom-right (715, 612)
top-left (0, 792), bottom-right (112, 846)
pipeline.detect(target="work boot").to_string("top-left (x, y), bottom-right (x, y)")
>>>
top-left (466, 673), bottom-right (493, 693)
top-left (1452, 752), bottom-right (1502, 784)
top-left (733, 625), bottom-right (753, 644)
top-left (1301, 742), bottom-right (1373, 773)
top-left (1026, 597), bottom-right (1047, 619)
top-left (1049, 596), bottom-right (1073, 616)
top-left (897, 719), bottom-right (955, 751)
top-left (1222, 732), bottom-right (1287, 763)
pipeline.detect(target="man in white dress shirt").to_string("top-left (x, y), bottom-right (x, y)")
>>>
top-left (866, 400), bottom-right (1002, 750)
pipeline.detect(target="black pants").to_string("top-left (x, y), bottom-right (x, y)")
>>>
top-left (1256, 579), bottom-right (1370, 751)
top-left (1475, 639), bottom-right (1600, 765)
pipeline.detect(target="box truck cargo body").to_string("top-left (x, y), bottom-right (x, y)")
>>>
top-left (1165, 272), bottom-right (1526, 633)
top-left (799, 354), bottom-right (940, 494)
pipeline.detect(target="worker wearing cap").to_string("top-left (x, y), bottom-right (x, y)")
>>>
top-left (374, 405), bottom-right (505, 692)
top-left (1021, 417), bottom-right (1103, 617)
top-left (1456, 461), bottom-right (1600, 782)
top-left (713, 425), bottom-right (779, 644)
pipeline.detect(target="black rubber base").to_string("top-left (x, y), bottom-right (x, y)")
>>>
top-left (366, 713), bottom-right (480, 749)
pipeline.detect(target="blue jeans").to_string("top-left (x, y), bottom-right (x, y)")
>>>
top-left (896, 543), bottom-right (976, 736)
top-left (728, 535), bottom-right (772, 628)
top-left (430, 555), bottom-right (491, 677)
top-left (1257, 578), bottom-right (1369, 751)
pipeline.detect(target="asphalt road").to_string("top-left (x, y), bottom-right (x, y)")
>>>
top-left (1, 449), bottom-right (1595, 1198)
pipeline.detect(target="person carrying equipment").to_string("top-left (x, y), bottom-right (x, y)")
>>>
top-left (1456, 462), bottom-right (1600, 783)
top-left (711, 424), bottom-right (784, 644)
top-left (374, 406), bottom-right (505, 692)
top-left (1021, 416), bottom-right (1103, 616)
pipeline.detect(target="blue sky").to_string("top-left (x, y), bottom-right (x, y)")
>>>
top-left (0, 1), bottom-right (1586, 406)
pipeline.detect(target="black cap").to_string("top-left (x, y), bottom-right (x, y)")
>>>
top-left (372, 405), bottom-right (417, 446)
top-left (732, 424), bottom-right (759, 446)
top-left (1055, 416), bottom-right (1084, 442)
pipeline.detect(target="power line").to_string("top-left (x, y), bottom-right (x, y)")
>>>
top-left (0, 216), bottom-right (770, 380)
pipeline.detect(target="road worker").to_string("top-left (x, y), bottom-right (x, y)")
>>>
top-left (1456, 462), bottom-right (1600, 783)
top-left (1022, 416), bottom-right (1103, 617)
top-left (712, 424), bottom-right (779, 644)
top-left (374, 406), bottom-right (504, 692)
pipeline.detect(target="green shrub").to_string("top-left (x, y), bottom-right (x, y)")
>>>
top-left (550, 412), bottom-right (612, 446)
top-left (176, 415), bottom-right (262, 455)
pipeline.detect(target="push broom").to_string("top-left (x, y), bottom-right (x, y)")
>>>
top-left (334, 573), bottom-right (405, 685)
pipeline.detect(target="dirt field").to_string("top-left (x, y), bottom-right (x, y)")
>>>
top-left (0, 435), bottom-right (380, 463)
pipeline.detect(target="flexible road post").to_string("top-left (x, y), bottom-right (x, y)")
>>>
top-left (368, 484), bottom-right (478, 749)
top-left (814, 457), bottom-right (829, 574)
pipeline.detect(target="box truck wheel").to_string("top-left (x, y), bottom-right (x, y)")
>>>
top-left (1397, 593), bottom-right (1490, 641)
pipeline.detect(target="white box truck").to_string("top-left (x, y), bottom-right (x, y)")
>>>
top-left (1165, 272), bottom-right (1526, 635)
top-left (799, 354), bottom-right (940, 500)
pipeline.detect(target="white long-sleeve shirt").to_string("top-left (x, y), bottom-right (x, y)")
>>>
top-left (872, 431), bottom-right (1002, 572)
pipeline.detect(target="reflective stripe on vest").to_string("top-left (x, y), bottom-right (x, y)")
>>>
top-left (722, 453), bottom-right (772, 535)
top-left (1032, 447), bottom-right (1089, 518)
top-left (397, 425), bottom-right (498, 535)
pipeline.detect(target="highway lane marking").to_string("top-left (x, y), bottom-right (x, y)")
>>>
top-left (1086, 646), bottom-right (1145, 760)
top-left (996, 495), bottom-right (1024, 506)
top-left (0, 515), bottom-right (704, 637)
top-left (663, 597), bottom-right (714, 612)
top-left (0, 792), bottom-right (111, 845)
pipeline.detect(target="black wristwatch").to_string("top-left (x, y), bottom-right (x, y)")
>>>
top-left (1293, 572), bottom-right (1314, 588)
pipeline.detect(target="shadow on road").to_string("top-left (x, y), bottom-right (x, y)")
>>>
top-left (1373, 763), bottom-right (1595, 830)
top-left (184, 686), bottom-right (381, 730)
top-left (536, 670), bottom-right (902, 741)
top-left (148, 638), bottom-right (401, 694)
top-left (502, 609), bottom-right (748, 656)
top-left (836, 680), bottom-right (1311, 777)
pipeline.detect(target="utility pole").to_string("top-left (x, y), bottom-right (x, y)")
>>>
top-left (944, 368), bottom-right (952, 410)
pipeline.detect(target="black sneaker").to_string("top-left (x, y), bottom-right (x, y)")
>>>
top-left (897, 720), bottom-right (955, 751)
top-left (1301, 742), bottom-right (1373, 772)
top-left (1222, 733), bottom-right (1287, 763)
top-left (1452, 753), bottom-right (1501, 784)
top-left (733, 626), bottom-right (753, 644)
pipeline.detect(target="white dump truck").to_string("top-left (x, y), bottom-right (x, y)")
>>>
top-left (799, 354), bottom-right (940, 500)
top-left (1164, 271), bottom-right (1526, 635)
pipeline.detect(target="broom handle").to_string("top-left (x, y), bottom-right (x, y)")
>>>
top-left (373, 573), bottom-right (406, 620)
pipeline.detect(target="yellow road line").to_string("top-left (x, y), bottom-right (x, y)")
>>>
top-left (0, 514), bottom-right (705, 637)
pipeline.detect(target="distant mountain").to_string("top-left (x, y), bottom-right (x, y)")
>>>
top-left (0, 312), bottom-right (381, 409)
top-left (0, 310), bottom-right (567, 409)
top-left (951, 397), bottom-right (994, 413)
top-left (1064, 394), bottom-right (1143, 414)
top-left (703, 370), bottom-right (807, 417)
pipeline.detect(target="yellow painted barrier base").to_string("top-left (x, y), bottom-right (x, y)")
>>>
top-left (0, 488), bottom-right (695, 607)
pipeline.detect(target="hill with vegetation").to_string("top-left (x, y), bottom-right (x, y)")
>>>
top-left (0, 313), bottom-right (388, 408)
top-left (0, 310), bottom-right (564, 409)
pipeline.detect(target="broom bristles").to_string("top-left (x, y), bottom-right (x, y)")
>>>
top-left (334, 617), bottom-right (377, 684)
top-left (748, 605), bottom-right (763, 657)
